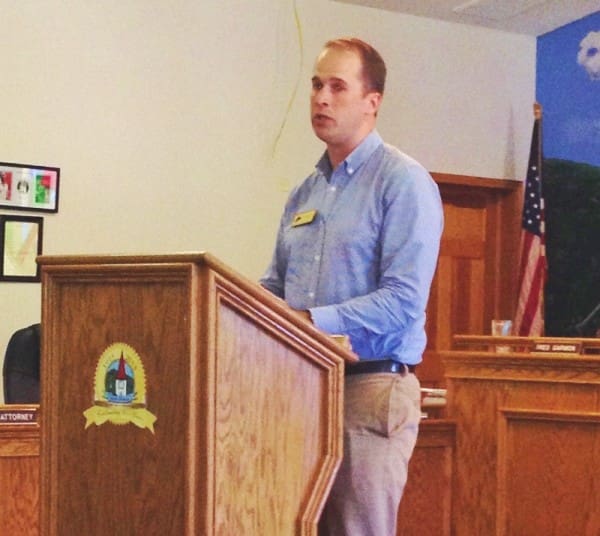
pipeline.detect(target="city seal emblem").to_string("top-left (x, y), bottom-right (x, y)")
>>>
top-left (83, 343), bottom-right (157, 433)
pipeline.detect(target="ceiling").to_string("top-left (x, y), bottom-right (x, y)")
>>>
top-left (334, 0), bottom-right (600, 36)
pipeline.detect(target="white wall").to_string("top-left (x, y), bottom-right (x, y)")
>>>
top-left (0, 0), bottom-right (535, 403)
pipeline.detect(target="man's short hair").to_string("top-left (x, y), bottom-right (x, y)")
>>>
top-left (324, 37), bottom-right (386, 94)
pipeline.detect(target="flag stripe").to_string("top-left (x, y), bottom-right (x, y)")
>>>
top-left (517, 232), bottom-right (535, 285)
top-left (516, 240), bottom-right (545, 335)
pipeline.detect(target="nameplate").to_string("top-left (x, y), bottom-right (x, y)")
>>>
top-left (0, 408), bottom-right (38, 424)
top-left (532, 341), bottom-right (582, 354)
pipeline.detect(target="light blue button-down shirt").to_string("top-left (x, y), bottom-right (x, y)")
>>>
top-left (260, 130), bottom-right (443, 364)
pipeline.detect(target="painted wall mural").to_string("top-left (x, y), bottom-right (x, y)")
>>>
top-left (536, 12), bottom-right (600, 336)
top-left (537, 11), bottom-right (600, 336)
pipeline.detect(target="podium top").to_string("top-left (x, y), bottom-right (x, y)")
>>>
top-left (38, 251), bottom-right (216, 267)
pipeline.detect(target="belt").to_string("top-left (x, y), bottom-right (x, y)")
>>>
top-left (345, 359), bottom-right (416, 376)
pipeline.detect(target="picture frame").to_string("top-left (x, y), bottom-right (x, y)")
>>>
top-left (0, 215), bottom-right (44, 282)
top-left (0, 161), bottom-right (60, 213)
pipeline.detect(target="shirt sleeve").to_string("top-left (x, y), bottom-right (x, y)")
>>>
top-left (309, 163), bottom-right (443, 336)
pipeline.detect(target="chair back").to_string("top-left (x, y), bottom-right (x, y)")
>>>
top-left (2, 323), bottom-right (41, 403)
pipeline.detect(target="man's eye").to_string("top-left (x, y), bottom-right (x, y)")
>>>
top-left (312, 81), bottom-right (323, 90)
top-left (331, 83), bottom-right (345, 92)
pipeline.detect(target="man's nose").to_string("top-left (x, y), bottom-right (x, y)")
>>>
top-left (313, 88), bottom-right (331, 105)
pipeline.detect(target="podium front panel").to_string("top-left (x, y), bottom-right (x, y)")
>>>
top-left (41, 263), bottom-right (195, 534)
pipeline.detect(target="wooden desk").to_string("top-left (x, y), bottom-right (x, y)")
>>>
top-left (397, 419), bottom-right (456, 536)
top-left (443, 336), bottom-right (600, 535)
top-left (0, 405), bottom-right (39, 536)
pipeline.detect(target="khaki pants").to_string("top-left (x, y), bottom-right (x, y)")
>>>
top-left (319, 371), bottom-right (421, 536)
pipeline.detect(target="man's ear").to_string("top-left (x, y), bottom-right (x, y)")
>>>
top-left (367, 91), bottom-right (383, 115)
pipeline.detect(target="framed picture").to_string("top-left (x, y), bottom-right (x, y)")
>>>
top-left (0, 215), bottom-right (44, 282)
top-left (0, 161), bottom-right (60, 213)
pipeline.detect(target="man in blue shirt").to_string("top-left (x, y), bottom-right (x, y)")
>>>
top-left (261, 37), bottom-right (443, 535)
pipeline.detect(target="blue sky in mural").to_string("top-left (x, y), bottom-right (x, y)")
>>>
top-left (537, 12), bottom-right (600, 167)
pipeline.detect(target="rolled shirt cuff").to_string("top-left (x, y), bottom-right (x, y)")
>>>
top-left (308, 305), bottom-right (342, 334)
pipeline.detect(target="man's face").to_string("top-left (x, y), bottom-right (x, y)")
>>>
top-left (310, 47), bottom-right (380, 154)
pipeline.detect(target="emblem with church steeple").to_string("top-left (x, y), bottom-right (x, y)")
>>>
top-left (105, 351), bottom-right (135, 403)
top-left (83, 343), bottom-right (156, 433)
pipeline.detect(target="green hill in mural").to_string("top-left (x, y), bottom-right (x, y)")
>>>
top-left (544, 158), bottom-right (600, 337)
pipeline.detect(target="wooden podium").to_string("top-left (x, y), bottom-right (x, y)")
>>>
top-left (38, 253), bottom-right (356, 535)
top-left (442, 335), bottom-right (600, 535)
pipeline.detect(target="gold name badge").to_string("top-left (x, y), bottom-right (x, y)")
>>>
top-left (291, 209), bottom-right (317, 227)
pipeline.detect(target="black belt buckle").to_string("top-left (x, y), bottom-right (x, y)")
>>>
top-left (345, 359), bottom-right (415, 376)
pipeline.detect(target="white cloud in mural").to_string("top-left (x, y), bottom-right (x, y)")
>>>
top-left (577, 31), bottom-right (600, 81)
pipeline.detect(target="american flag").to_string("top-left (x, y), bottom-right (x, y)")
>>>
top-left (514, 104), bottom-right (547, 336)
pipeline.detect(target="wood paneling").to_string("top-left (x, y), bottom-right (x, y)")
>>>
top-left (498, 409), bottom-right (600, 534)
top-left (421, 173), bottom-right (522, 388)
top-left (443, 338), bottom-right (600, 535)
top-left (397, 419), bottom-right (456, 536)
top-left (0, 408), bottom-right (39, 536)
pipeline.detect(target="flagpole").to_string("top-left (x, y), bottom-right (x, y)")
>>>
top-left (534, 103), bottom-right (542, 191)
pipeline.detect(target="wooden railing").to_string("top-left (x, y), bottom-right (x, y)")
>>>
top-left (0, 405), bottom-right (39, 536)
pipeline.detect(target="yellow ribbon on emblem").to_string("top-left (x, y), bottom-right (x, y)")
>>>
top-left (83, 405), bottom-right (157, 433)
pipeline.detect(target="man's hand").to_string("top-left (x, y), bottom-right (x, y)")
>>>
top-left (293, 309), bottom-right (313, 323)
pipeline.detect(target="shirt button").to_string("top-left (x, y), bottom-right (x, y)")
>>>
top-left (314, 255), bottom-right (320, 261)
top-left (329, 186), bottom-right (336, 192)
top-left (308, 292), bottom-right (315, 298)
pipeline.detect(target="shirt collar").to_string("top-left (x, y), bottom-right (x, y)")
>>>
top-left (316, 130), bottom-right (383, 179)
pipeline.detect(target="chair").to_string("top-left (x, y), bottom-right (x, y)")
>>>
top-left (2, 323), bottom-right (40, 404)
